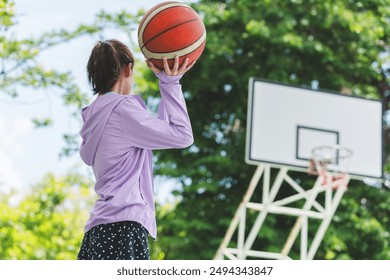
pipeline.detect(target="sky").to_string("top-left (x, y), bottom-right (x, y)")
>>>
top-left (0, 0), bottom-right (178, 201)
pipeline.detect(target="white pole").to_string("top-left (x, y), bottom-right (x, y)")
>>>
top-left (281, 176), bottom-right (322, 257)
top-left (307, 175), bottom-right (349, 259)
top-left (244, 167), bottom-right (288, 251)
top-left (214, 164), bottom-right (265, 259)
top-left (262, 165), bottom-right (271, 203)
top-left (300, 216), bottom-right (308, 259)
top-left (238, 206), bottom-right (246, 259)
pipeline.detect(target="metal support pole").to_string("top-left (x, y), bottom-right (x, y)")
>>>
top-left (281, 176), bottom-right (322, 257)
top-left (244, 167), bottom-right (288, 252)
top-left (307, 176), bottom-right (349, 259)
top-left (214, 164), bottom-right (265, 259)
top-left (215, 165), bottom-right (349, 260)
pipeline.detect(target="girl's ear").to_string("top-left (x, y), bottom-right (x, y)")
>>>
top-left (124, 63), bottom-right (132, 77)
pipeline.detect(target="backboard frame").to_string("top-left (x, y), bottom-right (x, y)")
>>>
top-left (245, 77), bottom-right (384, 180)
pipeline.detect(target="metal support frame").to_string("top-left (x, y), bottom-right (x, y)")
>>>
top-left (214, 163), bottom-right (350, 260)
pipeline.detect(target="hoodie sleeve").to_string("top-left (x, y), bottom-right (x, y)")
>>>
top-left (120, 72), bottom-right (193, 150)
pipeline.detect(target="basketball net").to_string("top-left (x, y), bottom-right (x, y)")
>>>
top-left (308, 145), bottom-right (353, 189)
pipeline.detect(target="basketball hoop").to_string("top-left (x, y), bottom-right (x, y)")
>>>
top-left (308, 145), bottom-right (353, 189)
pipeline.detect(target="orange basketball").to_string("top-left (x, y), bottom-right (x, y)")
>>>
top-left (138, 1), bottom-right (206, 69)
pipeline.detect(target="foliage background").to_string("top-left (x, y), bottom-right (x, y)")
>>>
top-left (0, 0), bottom-right (389, 260)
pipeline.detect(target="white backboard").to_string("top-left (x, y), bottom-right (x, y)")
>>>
top-left (246, 78), bottom-right (383, 180)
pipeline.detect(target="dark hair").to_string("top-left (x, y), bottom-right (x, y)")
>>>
top-left (87, 39), bottom-right (134, 94)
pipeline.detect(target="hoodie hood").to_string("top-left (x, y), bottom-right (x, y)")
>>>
top-left (79, 94), bottom-right (126, 166)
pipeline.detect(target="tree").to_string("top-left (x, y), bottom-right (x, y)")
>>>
top-left (0, 0), bottom-right (140, 156)
top-left (0, 0), bottom-right (94, 110)
top-left (0, 170), bottom-right (95, 259)
top-left (147, 0), bottom-right (390, 259)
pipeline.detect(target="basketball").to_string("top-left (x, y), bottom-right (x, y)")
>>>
top-left (138, 1), bottom-right (206, 69)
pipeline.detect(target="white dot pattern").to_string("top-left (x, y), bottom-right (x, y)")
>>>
top-left (77, 221), bottom-right (149, 260)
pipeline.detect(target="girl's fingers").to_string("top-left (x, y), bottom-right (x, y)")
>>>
top-left (172, 56), bottom-right (179, 74)
top-left (146, 60), bottom-right (161, 75)
top-left (161, 56), bottom-right (195, 76)
top-left (183, 60), bottom-right (196, 73)
top-left (178, 58), bottom-right (189, 73)
top-left (163, 57), bottom-right (171, 74)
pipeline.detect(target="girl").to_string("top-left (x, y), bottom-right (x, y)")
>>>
top-left (77, 39), bottom-right (195, 260)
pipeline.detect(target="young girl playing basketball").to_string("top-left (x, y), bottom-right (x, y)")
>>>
top-left (77, 39), bottom-right (195, 260)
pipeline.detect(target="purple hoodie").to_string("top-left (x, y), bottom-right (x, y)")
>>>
top-left (79, 71), bottom-right (193, 239)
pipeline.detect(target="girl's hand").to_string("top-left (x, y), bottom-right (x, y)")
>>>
top-left (146, 56), bottom-right (196, 76)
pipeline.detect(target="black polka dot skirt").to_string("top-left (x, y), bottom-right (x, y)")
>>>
top-left (77, 221), bottom-right (150, 260)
